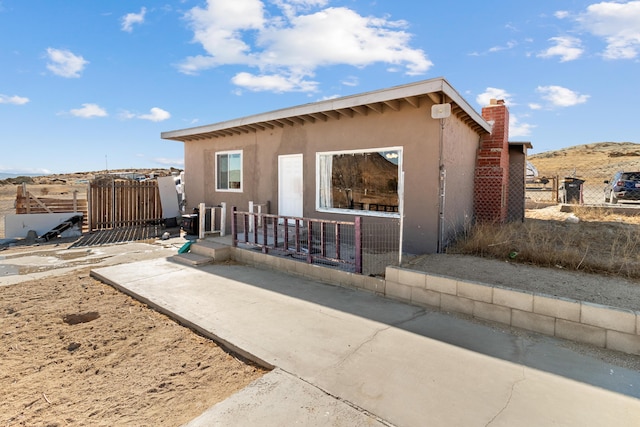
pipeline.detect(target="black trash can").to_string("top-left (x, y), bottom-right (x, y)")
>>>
top-left (561, 177), bottom-right (585, 204)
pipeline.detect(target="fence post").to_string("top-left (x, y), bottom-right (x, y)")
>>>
top-left (283, 218), bottom-right (289, 250)
top-left (244, 213), bottom-right (250, 244)
top-left (220, 202), bottom-right (226, 237)
top-left (87, 182), bottom-right (93, 231)
top-left (355, 216), bottom-right (362, 274)
top-left (335, 223), bottom-right (341, 260)
top-left (211, 205), bottom-right (216, 237)
top-left (111, 178), bottom-right (116, 229)
top-left (198, 202), bottom-right (206, 240)
top-left (248, 201), bottom-right (254, 232)
top-left (307, 220), bottom-right (313, 265)
top-left (231, 206), bottom-right (238, 247)
top-left (262, 215), bottom-right (268, 254)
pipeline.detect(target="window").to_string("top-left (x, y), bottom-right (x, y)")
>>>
top-left (216, 151), bottom-right (242, 191)
top-left (317, 147), bottom-right (401, 216)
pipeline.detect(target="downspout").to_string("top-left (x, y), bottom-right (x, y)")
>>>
top-left (398, 170), bottom-right (405, 265)
top-left (437, 117), bottom-right (446, 253)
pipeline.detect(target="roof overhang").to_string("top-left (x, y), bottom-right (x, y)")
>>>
top-left (509, 141), bottom-right (533, 153)
top-left (161, 77), bottom-right (492, 142)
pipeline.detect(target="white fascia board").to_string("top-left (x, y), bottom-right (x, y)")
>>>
top-left (161, 77), bottom-right (491, 140)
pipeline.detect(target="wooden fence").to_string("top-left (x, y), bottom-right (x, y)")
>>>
top-left (88, 179), bottom-right (162, 231)
top-left (16, 184), bottom-right (89, 232)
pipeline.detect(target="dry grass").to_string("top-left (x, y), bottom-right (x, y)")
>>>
top-left (449, 214), bottom-right (640, 279)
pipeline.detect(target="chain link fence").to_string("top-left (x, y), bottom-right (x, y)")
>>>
top-left (526, 149), bottom-right (640, 209)
top-left (361, 218), bottom-right (401, 276)
top-left (526, 170), bottom-right (625, 207)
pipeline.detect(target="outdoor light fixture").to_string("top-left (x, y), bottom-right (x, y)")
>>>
top-left (431, 103), bottom-right (451, 119)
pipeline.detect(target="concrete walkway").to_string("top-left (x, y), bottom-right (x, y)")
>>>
top-left (92, 257), bottom-right (640, 427)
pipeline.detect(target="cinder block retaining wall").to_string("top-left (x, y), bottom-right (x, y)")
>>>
top-left (231, 248), bottom-right (640, 356)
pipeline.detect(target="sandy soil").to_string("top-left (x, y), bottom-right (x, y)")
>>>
top-left (0, 183), bottom-right (267, 426)
top-left (0, 267), bottom-right (267, 427)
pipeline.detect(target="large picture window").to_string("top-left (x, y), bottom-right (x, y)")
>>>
top-left (317, 147), bottom-right (401, 216)
top-left (216, 151), bottom-right (242, 191)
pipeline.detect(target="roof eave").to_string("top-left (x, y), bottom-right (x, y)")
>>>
top-left (161, 77), bottom-right (492, 142)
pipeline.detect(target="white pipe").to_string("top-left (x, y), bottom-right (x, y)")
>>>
top-left (220, 202), bottom-right (226, 237)
top-left (198, 202), bottom-right (205, 239)
top-left (398, 170), bottom-right (405, 265)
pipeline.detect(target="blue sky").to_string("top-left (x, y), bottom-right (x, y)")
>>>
top-left (1, 0), bottom-right (638, 174)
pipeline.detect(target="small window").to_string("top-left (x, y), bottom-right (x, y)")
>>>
top-left (316, 147), bottom-right (401, 217)
top-left (216, 151), bottom-right (242, 191)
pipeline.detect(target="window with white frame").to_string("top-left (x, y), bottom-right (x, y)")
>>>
top-left (316, 147), bottom-right (401, 216)
top-left (216, 150), bottom-right (242, 191)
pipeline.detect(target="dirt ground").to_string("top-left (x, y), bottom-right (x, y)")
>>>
top-left (0, 267), bottom-right (267, 427)
top-left (0, 183), bottom-right (267, 426)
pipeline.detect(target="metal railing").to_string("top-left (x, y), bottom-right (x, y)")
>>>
top-left (231, 206), bottom-right (363, 274)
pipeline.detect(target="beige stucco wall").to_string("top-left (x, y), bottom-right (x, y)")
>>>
top-left (441, 116), bottom-right (481, 246)
top-left (182, 100), bottom-right (481, 254)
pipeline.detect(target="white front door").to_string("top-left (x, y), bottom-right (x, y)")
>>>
top-left (278, 154), bottom-right (303, 219)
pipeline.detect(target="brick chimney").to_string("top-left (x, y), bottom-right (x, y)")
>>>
top-left (474, 99), bottom-right (510, 222)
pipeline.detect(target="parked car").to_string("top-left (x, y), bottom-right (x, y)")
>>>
top-left (604, 171), bottom-right (640, 203)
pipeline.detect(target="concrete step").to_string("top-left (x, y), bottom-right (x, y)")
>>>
top-left (170, 252), bottom-right (214, 266)
top-left (190, 240), bottom-right (231, 261)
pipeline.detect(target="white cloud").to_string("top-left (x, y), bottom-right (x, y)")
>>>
top-left (554, 11), bottom-right (570, 19)
top-left (528, 103), bottom-right (542, 110)
top-left (273, 0), bottom-right (329, 19)
top-left (118, 110), bottom-right (136, 120)
top-left (121, 7), bottom-right (146, 32)
top-left (231, 71), bottom-right (318, 92)
top-left (0, 94), bottom-right (29, 105)
top-left (538, 36), bottom-right (584, 62)
top-left (576, 1), bottom-right (640, 59)
top-left (138, 107), bottom-right (171, 122)
top-left (180, 1), bottom-right (432, 92)
top-left (509, 114), bottom-right (535, 138)
top-left (470, 39), bottom-right (521, 56)
top-left (476, 87), bottom-right (514, 107)
top-left (46, 48), bottom-right (88, 78)
top-left (536, 85), bottom-right (589, 107)
top-left (121, 107), bottom-right (171, 121)
top-left (340, 76), bottom-right (359, 87)
top-left (69, 103), bottom-right (108, 118)
top-left (488, 40), bottom-right (518, 53)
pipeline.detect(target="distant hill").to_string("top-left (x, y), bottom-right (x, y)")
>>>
top-left (529, 142), bottom-right (640, 180)
top-left (0, 172), bottom-right (41, 180)
top-left (0, 168), bottom-right (179, 186)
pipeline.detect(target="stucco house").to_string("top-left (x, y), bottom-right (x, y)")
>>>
top-left (162, 78), bottom-right (526, 254)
